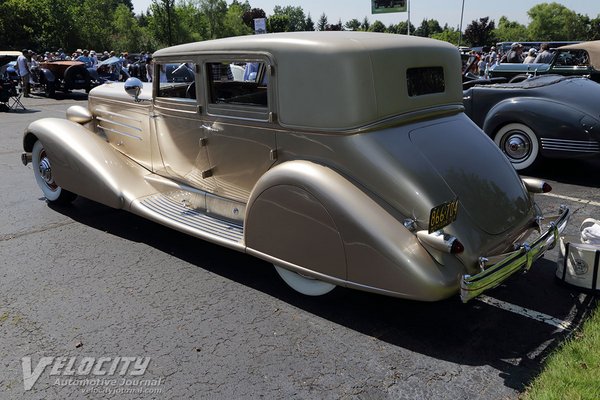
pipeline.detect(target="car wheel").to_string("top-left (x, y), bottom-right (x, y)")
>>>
top-left (44, 83), bottom-right (55, 98)
top-left (494, 123), bottom-right (540, 171)
top-left (31, 141), bottom-right (77, 204)
top-left (274, 265), bottom-right (336, 296)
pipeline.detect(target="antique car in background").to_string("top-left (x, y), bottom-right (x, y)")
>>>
top-left (89, 56), bottom-right (130, 85)
top-left (0, 51), bottom-right (21, 81)
top-left (21, 32), bottom-right (569, 303)
top-left (34, 60), bottom-right (93, 97)
top-left (489, 40), bottom-right (600, 83)
top-left (464, 75), bottom-right (600, 171)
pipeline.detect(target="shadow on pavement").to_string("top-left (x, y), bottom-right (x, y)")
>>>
top-left (48, 197), bottom-right (598, 393)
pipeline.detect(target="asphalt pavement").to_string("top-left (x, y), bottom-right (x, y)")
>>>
top-left (0, 93), bottom-right (598, 399)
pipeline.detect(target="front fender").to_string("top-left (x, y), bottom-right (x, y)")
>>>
top-left (38, 68), bottom-right (55, 84)
top-left (482, 97), bottom-right (583, 139)
top-left (24, 118), bottom-right (151, 209)
top-left (245, 160), bottom-right (462, 301)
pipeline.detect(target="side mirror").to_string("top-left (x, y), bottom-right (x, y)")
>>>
top-left (124, 77), bottom-right (143, 102)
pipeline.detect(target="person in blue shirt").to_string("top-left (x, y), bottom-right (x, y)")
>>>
top-left (77, 50), bottom-right (93, 68)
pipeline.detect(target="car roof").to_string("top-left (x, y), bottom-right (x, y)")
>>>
top-left (558, 40), bottom-right (600, 70)
top-left (154, 32), bottom-right (463, 131)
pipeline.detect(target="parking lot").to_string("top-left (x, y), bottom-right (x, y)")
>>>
top-left (1, 94), bottom-right (598, 399)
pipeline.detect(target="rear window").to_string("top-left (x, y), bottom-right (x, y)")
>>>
top-left (407, 67), bottom-right (445, 97)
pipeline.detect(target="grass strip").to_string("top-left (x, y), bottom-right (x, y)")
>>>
top-left (522, 302), bottom-right (600, 400)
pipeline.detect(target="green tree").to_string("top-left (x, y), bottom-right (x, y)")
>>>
top-left (345, 18), bottom-right (361, 31)
top-left (268, 15), bottom-right (289, 33)
top-left (175, 1), bottom-right (208, 43)
top-left (361, 16), bottom-right (370, 31)
top-left (527, 2), bottom-right (585, 40)
top-left (305, 14), bottom-right (315, 31)
top-left (317, 13), bottom-right (328, 31)
top-left (242, 8), bottom-right (266, 30)
top-left (222, 1), bottom-right (252, 37)
top-left (197, 0), bottom-right (227, 39)
top-left (414, 19), bottom-right (442, 37)
top-left (148, 0), bottom-right (177, 46)
top-left (393, 21), bottom-right (415, 35)
top-left (272, 5), bottom-right (306, 32)
top-left (463, 17), bottom-right (496, 46)
top-left (369, 20), bottom-right (386, 33)
top-left (112, 3), bottom-right (143, 51)
top-left (494, 16), bottom-right (529, 42)
top-left (589, 16), bottom-right (600, 40)
top-left (431, 26), bottom-right (460, 45)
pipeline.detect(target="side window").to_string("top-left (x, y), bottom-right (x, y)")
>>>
top-left (206, 61), bottom-right (268, 107)
top-left (554, 50), bottom-right (589, 67)
top-left (157, 62), bottom-right (196, 100)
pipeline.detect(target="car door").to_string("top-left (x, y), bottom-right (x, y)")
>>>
top-left (201, 58), bottom-right (277, 203)
top-left (153, 59), bottom-right (216, 192)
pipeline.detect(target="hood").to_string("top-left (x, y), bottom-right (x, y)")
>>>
top-left (408, 117), bottom-right (531, 235)
top-left (89, 81), bottom-right (153, 103)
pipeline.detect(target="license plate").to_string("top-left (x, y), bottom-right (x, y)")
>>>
top-left (428, 198), bottom-right (459, 233)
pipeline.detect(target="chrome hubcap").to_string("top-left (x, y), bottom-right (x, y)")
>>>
top-left (38, 151), bottom-right (58, 190)
top-left (504, 132), bottom-right (531, 160)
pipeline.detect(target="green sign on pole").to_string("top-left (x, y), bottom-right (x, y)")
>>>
top-left (372, 0), bottom-right (407, 14)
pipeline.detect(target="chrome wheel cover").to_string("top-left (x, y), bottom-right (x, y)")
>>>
top-left (502, 131), bottom-right (531, 161)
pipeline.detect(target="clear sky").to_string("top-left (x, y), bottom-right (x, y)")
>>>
top-left (131, 0), bottom-right (599, 31)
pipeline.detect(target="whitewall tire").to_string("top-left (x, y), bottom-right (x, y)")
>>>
top-left (32, 140), bottom-right (77, 204)
top-left (494, 123), bottom-right (540, 171)
top-left (274, 265), bottom-right (336, 296)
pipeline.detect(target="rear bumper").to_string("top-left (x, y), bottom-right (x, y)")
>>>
top-left (460, 205), bottom-right (570, 303)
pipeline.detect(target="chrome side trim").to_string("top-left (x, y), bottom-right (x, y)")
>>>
top-left (460, 205), bottom-right (570, 303)
top-left (540, 138), bottom-right (600, 153)
top-left (95, 109), bottom-right (143, 125)
top-left (98, 125), bottom-right (143, 141)
top-left (96, 116), bottom-right (143, 132)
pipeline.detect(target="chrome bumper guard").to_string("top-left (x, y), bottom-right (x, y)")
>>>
top-left (460, 205), bottom-right (570, 303)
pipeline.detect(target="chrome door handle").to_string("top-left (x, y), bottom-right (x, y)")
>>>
top-left (201, 124), bottom-right (219, 133)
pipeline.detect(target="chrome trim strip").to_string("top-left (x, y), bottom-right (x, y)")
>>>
top-left (460, 205), bottom-right (570, 303)
top-left (96, 116), bottom-right (143, 132)
top-left (98, 125), bottom-right (143, 141)
top-left (95, 109), bottom-right (143, 124)
top-left (540, 138), bottom-right (600, 153)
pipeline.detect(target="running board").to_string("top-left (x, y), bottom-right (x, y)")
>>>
top-left (131, 191), bottom-right (245, 251)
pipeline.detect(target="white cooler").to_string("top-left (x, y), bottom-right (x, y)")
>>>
top-left (556, 218), bottom-right (600, 290)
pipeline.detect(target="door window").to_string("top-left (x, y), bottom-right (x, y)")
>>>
top-left (157, 62), bottom-right (197, 100)
top-left (206, 61), bottom-right (268, 108)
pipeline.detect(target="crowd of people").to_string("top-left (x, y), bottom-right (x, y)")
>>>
top-left (8, 48), bottom-right (154, 98)
top-left (466, 42), bottom-right (557, 78)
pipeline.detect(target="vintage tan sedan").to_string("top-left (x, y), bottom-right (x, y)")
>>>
top-left (21, 32), bottom-right (569, 302)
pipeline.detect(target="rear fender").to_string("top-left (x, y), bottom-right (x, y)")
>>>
top-left (245, 160), bottom-right (462, 301)
top-left (24, 118), bottom-right (151, 209)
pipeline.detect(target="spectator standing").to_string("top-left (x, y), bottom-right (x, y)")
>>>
top-left (478, 55), bottom-right (488, 76)
top-left (534, 43), bottom-right (555, 64)
top-left (17, 49), bottom-right (31, 97)
top-left (77, 50), bottom-right (93, 68)
top-left (90, 51), bottom-right (98, 68)
top-left (506, 43), bottom-right (524, 63)
top-left (488, 46), bottom-right (498, 65)
top-left (146, 56), bottom-right (154, 82)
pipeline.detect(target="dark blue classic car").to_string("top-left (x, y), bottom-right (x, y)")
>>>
top-left (464, 75), bottom-right (600, 170)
